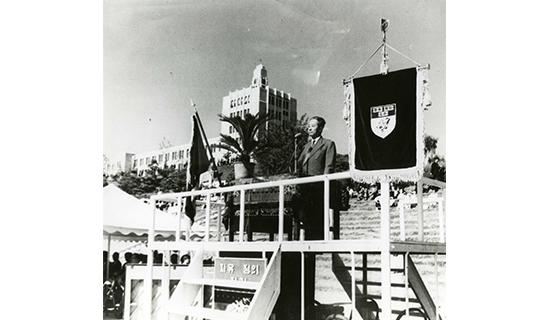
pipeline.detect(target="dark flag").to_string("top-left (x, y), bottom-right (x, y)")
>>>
top-left (185, 114), bottom-right (210, 223)
top-left (345, 67), bottom-right (425, 182)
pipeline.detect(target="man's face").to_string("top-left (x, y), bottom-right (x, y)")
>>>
top-left (307, 119), bottom-right (323, 139)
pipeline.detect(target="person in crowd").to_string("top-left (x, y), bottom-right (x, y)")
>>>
top-left (120, 252), bottom-right (133, 283)
top-left (170, 253), bottom-right (179, 265)
top-left (180, 254), bottom-right (191, 266)
top-left (153, 250), bottom-right (163, 265)
top-left (130, 253), bottom-right (140, 264)
top-left (109, 252), bottom-right (122, 280)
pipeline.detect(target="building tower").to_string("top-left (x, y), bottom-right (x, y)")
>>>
top-left (220, 64), bottom-right (297, 142)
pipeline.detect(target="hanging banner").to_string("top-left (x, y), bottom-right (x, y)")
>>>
top-left (343, 67), bottom-right (429, 182)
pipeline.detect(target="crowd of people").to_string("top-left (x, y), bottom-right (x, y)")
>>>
top-left (102, 250), bottom-right (192, 318)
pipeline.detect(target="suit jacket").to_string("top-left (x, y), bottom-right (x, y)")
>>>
top-left (297, 137), bottom-right (336, 176)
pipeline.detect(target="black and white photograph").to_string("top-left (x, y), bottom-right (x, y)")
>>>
top-left (102, 1), bottom-right (445, 320)
top-left (6, 2), bottom-right (550, 320)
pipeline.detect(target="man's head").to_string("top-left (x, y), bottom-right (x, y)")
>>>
top-left (112, 252), bottom-right (119, 261)
top-left (307, 116), bottom-right (326, 139)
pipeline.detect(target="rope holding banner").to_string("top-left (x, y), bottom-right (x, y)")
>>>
top-left (385, 43), bottom-right (421, 66)
top-left (344, 43), bottom-right (384, 84)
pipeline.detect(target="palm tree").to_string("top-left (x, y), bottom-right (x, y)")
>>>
top-left (215, 112), bottom-right (270, 177)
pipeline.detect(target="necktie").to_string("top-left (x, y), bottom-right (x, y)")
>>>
top-left (303, 142), bottom-right (314, 168)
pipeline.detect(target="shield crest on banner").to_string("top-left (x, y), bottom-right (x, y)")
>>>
top-left (370, 103), bottom-right (396, 139)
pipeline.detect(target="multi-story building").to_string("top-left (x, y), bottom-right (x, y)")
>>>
top-left (106, 64), bottom-right (297, 176)
top-left (221, 64), bottom-right (297, 142)
top-left (131, 137), bottom-right (224, 175)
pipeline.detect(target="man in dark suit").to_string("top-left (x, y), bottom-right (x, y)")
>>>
top-left (295, 116), bottom-right (337, 319)
top-left (297, 115), bottom-right (337, 239)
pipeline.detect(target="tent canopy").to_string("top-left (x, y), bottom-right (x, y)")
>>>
top-left (103, 184), bottom-right (187, 241)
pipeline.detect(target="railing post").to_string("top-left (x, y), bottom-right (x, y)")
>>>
top-left (239, 189), bottom-right (245, 242)
top-left (417, 180), bottom-right (424, 241)
top-left (438, 198), bottom-right (445, 243)
top-left (380, 181), bottom-right (391, 320)
top-left (301, 251), bottom-right (305, 320)
top-left (351, 251), bottom-right (356, 317)
top-left (123, 265), bottom-right (131, 320)
top-left (278, 185), bottom-right (284, 242)
top-left (176, 196), bottom-right (182, 242)
top-left (145, 199), bottom-right (156, 320)
top-left (405, 252), bottom-right (409, 318)
top-left (161, 250), bottom-right (170, 320)
top-left (399, 202), bottom-right (405, 241)
top-left (324, 176), bottom-right (330, 241)
top-left (217, 201), bottom-right (222, 242)
top-left (205, 193), bottom-right (211, 242)
top-left (185, 198), bottom-right (190, 242)
top-left (362, 253), bottom-right (368, 299)
top-left (435, 253), bottom-right (439, 320)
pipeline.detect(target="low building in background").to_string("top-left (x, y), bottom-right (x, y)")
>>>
top-left (131, 137), bottom-right (224, 176)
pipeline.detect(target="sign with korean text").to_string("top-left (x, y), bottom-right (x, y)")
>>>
top-left (214, 257), bottom-right (266, 282)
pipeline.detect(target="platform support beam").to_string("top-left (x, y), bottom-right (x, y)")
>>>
top-left (239, 190), bottom-right (245, 242)
top-left (145, 199), bottom-right (156, 320)
top-left (380, 181), bottom-right (392, 320)
top-left (417, 180), bottom-right (424, 241)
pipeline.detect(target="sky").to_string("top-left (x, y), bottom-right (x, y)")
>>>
top-left (104, 0), bottom-right (445, 161)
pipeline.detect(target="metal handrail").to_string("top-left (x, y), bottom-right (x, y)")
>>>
top-left (147, 171), bottom-right (446, 244)
top-left (151, 171), bottom-right (351, 200)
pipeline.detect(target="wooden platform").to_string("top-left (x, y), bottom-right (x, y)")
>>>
top-left (150, 239), bottom-right (445, 255)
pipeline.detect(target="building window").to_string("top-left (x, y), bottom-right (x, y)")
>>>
top-left (172, 151), bottom-right (177, 159)
top-left (269, 95), bottom-right (274, 105)
top-left (179, 150), bottom-right (184, 159)
top-left (166, 153), bottom-right (170, 161)
top-left (186, 149), bottom-right (190, 157)
top-left (133, 160), bottom-right (137, 168)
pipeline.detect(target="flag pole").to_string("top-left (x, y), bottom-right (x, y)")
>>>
top-left (190, 99), bottom-right (223, 187)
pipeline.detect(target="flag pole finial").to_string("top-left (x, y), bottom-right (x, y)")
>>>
top-left (190, 99), bottom-right (197, 113)
top-left (380, 18), bottom-right (389, 74)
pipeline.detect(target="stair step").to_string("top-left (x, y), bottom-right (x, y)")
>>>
top-left (169, 305), bottom-right (245, 320)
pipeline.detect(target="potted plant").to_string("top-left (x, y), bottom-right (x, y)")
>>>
top-left (215, 112), bottom-right (269, 180)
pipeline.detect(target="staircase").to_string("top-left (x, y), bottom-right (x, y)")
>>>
top-left (188, 197), bottom-right (445, 320)
top-left (319, 198), bottom-right (446, 320)
top-left (166, 246), bottom-right (281, 320)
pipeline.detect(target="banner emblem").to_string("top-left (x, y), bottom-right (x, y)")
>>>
top-left (370, 103), bottom-right (396, 139)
